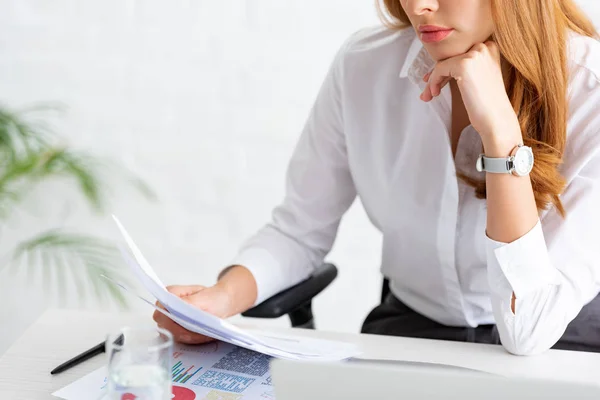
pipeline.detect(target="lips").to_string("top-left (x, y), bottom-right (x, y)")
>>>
top-left (418, 25), bottom-right (452, 33)
top-left (418, 26), bottom-right (454, 43)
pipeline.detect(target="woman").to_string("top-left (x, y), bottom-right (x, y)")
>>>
top-left (155, 0), bottom-right (600, 355)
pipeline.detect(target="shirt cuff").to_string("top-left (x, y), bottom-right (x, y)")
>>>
top-left (221, 247), bottom-right (286, 307)
top-left (485, 219), bottom-right (561, 299)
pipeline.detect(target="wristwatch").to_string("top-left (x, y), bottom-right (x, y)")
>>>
top-left (475, 144), bottom-right (534, 176)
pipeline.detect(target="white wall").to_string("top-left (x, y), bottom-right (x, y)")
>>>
top-left (1, 0), bottom-right (599, 356)
top-left (0, 0), bottom-right (381, 356)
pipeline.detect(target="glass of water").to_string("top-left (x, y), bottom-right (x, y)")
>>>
top-left (106, 326), bottom-right (173, 400)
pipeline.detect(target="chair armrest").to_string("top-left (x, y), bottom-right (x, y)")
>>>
top-left (241, 263), bottom-right (338, 319)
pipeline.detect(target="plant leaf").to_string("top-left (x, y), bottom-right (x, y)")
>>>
top-left (0, 103), bottom-right (152, 308)
top-left (0, 106), bottom-right (54, 162)
top-left (10, 230), bottom-right (130, 308)
top-left (0, 147), bottom-right (109, 217)
top-left (128, 176), bottom-right (158, 201)
top-left (43, 151), bottom-right (107, 210)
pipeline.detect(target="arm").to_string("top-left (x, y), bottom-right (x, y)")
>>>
top-left (220, 38), bottom-right (357, 311)
top-left (417, 37), bottom-right (600, 356)
top-left (482, 130), bottom-right (539, 314)
top-left (483, 86), bottom-right (600, 356)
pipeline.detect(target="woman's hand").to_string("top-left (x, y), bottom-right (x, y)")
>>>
top-left (153, 284), bottom-right (234, 344)
top-left (420, 40), bottom-right (521, 147)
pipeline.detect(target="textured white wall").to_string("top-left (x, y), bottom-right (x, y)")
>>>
top-left (1, 0), bottom-right (599, 356)
top-left (0, 0), bottom-right (381, 356)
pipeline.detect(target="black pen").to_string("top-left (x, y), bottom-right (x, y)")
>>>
top-left (50, 334), bottom-right (124, 375)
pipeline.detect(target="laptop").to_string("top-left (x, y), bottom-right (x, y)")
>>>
top-left (270, 358), bottom-right (600, 399)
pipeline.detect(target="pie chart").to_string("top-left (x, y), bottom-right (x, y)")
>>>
top-left (173, 386), bottom-right (196, 400)
top-left (121, 386), bottom-right (196, 400)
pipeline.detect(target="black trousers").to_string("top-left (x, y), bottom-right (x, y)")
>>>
top-left (361, 292), bottom-right (600, 353)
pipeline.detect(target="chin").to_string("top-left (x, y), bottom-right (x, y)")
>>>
top-left (426, 47), bottom-right (461, 62)
top-left (425, 42), bottom-right (474, 62)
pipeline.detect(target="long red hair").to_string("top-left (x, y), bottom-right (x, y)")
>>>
top-left (377, 0), bottom-right (599, 216)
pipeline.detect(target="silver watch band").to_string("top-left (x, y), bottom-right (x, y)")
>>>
top-left (479, 155), bottom-right (513, 174)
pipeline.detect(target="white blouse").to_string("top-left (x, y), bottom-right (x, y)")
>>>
top-left (229, 26), bottom-right (600, 355)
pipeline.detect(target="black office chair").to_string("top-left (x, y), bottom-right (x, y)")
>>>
top-left (241, 263), bottom-right (390, 329)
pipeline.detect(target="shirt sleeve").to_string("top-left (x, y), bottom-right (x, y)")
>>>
top-left (223, 38), bottom-right (357, 306)
top-left (485, 71), bottom-right (600, 355)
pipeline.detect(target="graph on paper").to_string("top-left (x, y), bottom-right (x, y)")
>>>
top-left (54, 341), bottom-right (277, 400)
top-left (172, 359), bottom-right (203, 384)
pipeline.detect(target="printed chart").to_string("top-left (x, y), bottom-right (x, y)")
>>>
top-left (53, 342), bottom-right (277, 400)
top-left (172, 358), bottom-right (203, 384)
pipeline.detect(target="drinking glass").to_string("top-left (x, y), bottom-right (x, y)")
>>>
top-left (106, 326), bottom-right (173, 400)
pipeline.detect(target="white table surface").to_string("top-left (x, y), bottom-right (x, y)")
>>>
top-left (2, 309), bottom-right (600, 399)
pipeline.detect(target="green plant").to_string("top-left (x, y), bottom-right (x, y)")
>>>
top-left (0, 104), bottom-right (154, 307)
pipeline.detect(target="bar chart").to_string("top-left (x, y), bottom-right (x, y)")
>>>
top-left (172, 359), bottom-right (203, 384)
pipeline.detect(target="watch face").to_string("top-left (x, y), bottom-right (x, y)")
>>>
top-left (514, 146), bottom-right (534, 176)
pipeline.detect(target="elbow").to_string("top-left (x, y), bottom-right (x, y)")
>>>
top-left (498, 318), bottom-right (565, 356)
top-left (493, 283), bottom-right (572, 356)
top-left (501, 338), bottom-right (551, 356)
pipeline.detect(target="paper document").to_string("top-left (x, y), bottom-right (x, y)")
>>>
top-left (110, 215), bottom-right (361, 361)
top-left (53, 341), bottom-right (277, 400)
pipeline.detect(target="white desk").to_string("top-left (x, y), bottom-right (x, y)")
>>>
top-left (1, 309), bottom-right (600, 399)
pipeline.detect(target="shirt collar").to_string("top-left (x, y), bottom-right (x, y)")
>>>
top-left (398, 30), bottom-right (436, 85)
top-left (398, 29), bottom-right (453, 135)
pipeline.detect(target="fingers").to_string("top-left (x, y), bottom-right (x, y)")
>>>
top-left (166, 285), bottom-right (206, 298)
top-left (159, 317), bottom-right (214, 344)
top-left (470, 40), bottom-right (500, 64)
top-left (419, 40), bottom-right (501, 103)
top-left (430, 76), bottom-right (452, 97)
top-left (421, 74), bottom-right (452, 102)
top-left (484, 40), bottom-right (501, 62)
top-left (438, 76), bottom-right (452, 94)
top-left (420, 49), bottom-right (471, 101)
top-left (151, 285), bottom-right (222, 345)
top-left (420, 55), bottom-right (454, 102)
top-left (152, 302), bottom-right (171, 328)
top-left (152, 304), bottom-right (214, 344)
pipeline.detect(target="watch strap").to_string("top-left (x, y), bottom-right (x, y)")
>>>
top-left (479, 155), bottom-right (513, 174)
